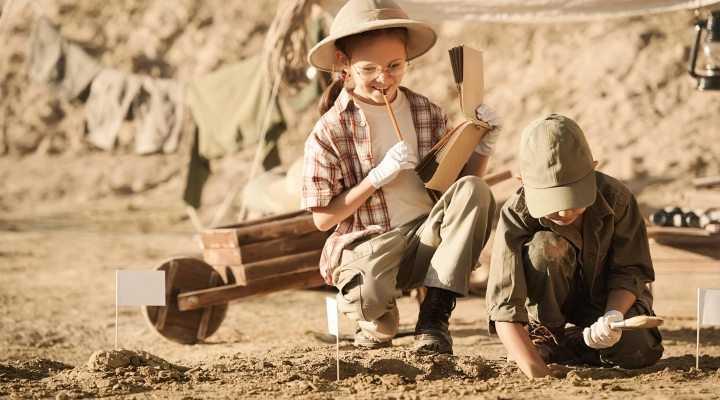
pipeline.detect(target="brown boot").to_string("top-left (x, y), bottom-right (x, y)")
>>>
top-left (413, 287), bottom-right (456, 354)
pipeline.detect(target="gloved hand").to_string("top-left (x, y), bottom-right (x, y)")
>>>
top-left (368, 141), bottom-right (418, 188)
top-left (583, 310), bottom-right (623, 349)
top-left (475, 104), bottom-right (504, 156)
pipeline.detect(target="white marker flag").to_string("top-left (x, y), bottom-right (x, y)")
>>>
top-left (326, 297), bottom-right (339, 336)
top-left (116, 270), bottom-right (166, 306)
top-left (326, 297), bottom-right (340, 381)
top-left (699, 288), bottom-right (720, 326)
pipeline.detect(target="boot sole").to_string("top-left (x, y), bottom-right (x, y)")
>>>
top-left (354, 341), bottom-right (392, 350)
top-left (413, 334), bottom-right (453, 354)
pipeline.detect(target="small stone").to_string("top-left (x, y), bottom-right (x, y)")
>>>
top-left (96, 379), bottom-right (113, 388)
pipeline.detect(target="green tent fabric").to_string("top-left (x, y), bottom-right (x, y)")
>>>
top-left (187, 54), bottom-right (285, 161)
top-left (184, 55), bottom-right (286, 208)
top-left (182, 127), bottom-right (211, 209)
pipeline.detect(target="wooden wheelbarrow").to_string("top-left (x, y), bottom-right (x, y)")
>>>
top-left (143, 170), bottom-right (513, 345)
top-left (142, 210), bottom-right (329, 344)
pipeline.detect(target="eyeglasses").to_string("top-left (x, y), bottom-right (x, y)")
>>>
top-left (351, 60), bottom-right (410, 81)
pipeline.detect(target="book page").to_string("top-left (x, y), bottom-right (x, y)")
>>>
top-left (449, 46), bottom-right (486, 123)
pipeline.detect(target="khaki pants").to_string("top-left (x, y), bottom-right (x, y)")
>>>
top-left (331, 177), bottom-right (496, 342)
top-left (523, 230), bottom-right (664, 368)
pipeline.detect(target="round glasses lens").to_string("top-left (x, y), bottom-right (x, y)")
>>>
top-left (390, 61), bottom-right (408, 77)
top-left (360, 67), bottom-right (379, 80)
top-left (353, 61), bottom-right (409, 81)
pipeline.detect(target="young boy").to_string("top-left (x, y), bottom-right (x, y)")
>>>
top-left (486, 114), bottom-right (664, 378)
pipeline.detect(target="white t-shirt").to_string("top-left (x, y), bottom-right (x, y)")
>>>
top-left (355, 91), bottom-right (434, 228)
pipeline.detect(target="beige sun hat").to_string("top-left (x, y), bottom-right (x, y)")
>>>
top-left (519, 114), bottom-right (597, 218)
top-left (308, 0), bottom-right (438, 72)
top-left (264, 158), bottom-right (304, 214)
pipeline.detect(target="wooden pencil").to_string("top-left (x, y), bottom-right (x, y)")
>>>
top-left (382, 90), bottom-right (403, 141)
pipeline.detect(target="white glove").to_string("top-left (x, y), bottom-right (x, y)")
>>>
top-left (583, 310), bottom-right (623, 349)
top-left (368, 141), bottom-right (417, 188)
top-left (474, 104), bottom-right (504, 156)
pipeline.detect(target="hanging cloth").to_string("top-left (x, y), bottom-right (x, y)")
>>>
top-left (133, 76), bottom-right (186, 155)
top-left (26, 17), bottom-right (102, 101)
top-left (83, 68), bottom-right (142, 150)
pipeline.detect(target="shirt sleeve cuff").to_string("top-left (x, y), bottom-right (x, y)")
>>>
top-left (486, 304), bottom-right (529, 335)
top-left (301, 190), bottom-right (335, 210)
top-left (607, 275), bottom-right (646, 300)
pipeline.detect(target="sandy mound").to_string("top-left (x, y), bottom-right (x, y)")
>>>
top-left (2, 346), bottom-right (720, 399)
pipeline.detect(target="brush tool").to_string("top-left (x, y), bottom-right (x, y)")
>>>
top-left (610, 315), bottom-right (664, 330)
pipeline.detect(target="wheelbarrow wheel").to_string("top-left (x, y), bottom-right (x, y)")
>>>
top-left (141, 257), bottom-right (228, 345)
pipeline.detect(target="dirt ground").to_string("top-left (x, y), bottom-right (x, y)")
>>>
top-left (2, 0), bottom-right (720, 399)
top-left (1, 205), bottom-right (720, 400)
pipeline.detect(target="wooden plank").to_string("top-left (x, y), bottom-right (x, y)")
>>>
top-left (484, 170), bottom-right (512, 186)
top-left (206, 251), bottom-right (321, 286)
top-left (682, 189), bottom-right (720, 209)
top-left (651, 235), bottom-right (720, 246)
top-left (217, 265), bottom-right (246, 285)
top-left (693, 175), bottom-right (720, 189)
top-left (203, 248), bottom-right (242, 266)
top-left (196, 272), bottom-right (221, 341)
top-left (236, 230), bottom-right (329, 264)
top-left (202, 212), bottom-right (320, 246)
top-left (650, 241), bottom-right (720, 262)
top-left (215, 210), bottom-right (308, 230)
top-left (242, 250), bottom-right (321, 283)
top-left (652, 260), bottom-right (720, 274)
top-left (646, 226), bottom-right (711, 237)
top-left (200, 230), bottom-right (240, 249)
top-left (234, 214), bottom-right (319, 245)
top-left (646, 225), bottom-right (720, 246)
top-left (177, 269), bottom-right (327, 311)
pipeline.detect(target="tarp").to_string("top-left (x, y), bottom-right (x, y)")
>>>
top-left (318, 0), bottom-right (720, 22)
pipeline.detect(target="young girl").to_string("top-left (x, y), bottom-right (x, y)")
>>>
top-left (301, 0), bottom-right (504, 354)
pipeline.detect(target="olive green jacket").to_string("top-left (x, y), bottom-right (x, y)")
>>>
top-left (486, 171), bottom-right (655, 333)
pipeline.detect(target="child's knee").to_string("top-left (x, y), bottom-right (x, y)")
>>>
top-left (456, 176), bottom-right (495, 208)
top-left (602, 329), bottom-right (664, 369)
top-left (523, 231), bottom-right (575, 274)
top-left (336, 273), bottom-right (399, 322)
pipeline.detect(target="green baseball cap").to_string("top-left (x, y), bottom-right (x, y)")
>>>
top-left (519, 114), bottom-right (596, 218)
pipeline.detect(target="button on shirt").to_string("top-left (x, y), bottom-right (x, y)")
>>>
top-left (485, 171), bottom-right (655, 333)
top-left (301, 87), bottom-right (452, 283)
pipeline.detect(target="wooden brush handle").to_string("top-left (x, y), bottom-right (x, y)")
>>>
top-left (610, 316), bottom-right (664, 330)
top-left (383, 93), bottom-right (403, 142)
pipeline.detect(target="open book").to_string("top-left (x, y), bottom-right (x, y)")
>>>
top-left (415, 45), bottom-right (492, 192)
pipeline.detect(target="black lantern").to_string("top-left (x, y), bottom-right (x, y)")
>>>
top-left (689, 10), bottom-right (720, 90)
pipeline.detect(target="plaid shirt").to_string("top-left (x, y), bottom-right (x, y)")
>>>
top-left (301, 87), bottom-right (452, 284)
